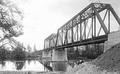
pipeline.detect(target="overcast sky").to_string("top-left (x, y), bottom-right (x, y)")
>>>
top-left (13, 0), bottom-right (120, 50)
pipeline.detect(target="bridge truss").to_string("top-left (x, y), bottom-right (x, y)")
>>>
top-left (44, 3), bottom-right (120, 50)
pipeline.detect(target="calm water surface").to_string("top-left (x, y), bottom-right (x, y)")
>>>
top-left (0, 60), bottom-right (44, 71)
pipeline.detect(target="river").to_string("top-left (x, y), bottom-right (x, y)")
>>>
top-left (0, 60), bottom-right (44, 71)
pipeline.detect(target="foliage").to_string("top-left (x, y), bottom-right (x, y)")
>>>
top-left (0, 47), bottom-right (8, 60)
top-left (0, 0), bottom-right (23, 38)
top-left (0, 46), bottom-right (12, 60)
top-left (67, 44), bottom-right (104, 60)
top-left (0, 0), bottom-right (25, 61)
top-left (11, 43), bottom-right (26, 60)
top-left (0, 42), bottom-right (26, 61)
top-left (82, 44), bottom-right (104, 59)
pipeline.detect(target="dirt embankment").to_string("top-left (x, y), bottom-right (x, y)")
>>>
top-left (92, 43), bottom-right (120, 71)
top-left (65, 43), bottom-right (120, 74)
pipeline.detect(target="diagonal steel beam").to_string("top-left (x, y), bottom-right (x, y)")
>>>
top-left (93, 5), bottom-right (109, 34)
top-left (108, 5), bottom-right (120, 25)
top-left (97, 9), bottom-right (108, 36)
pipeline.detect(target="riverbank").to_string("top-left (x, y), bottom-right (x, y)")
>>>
top-left (64, 43), bottom-right (120, 74)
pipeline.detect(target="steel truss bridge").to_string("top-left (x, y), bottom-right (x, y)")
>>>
top-left (44, 3), bottom-right (120, 51)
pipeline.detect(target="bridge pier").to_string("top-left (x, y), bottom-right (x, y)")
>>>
top-left (52, 48), bottom-right (67, 71)
top-left (42, 50), bottom-right (52, 71)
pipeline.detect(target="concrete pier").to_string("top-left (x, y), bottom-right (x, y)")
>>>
top-left (52, 49), bottom-right (68, 71)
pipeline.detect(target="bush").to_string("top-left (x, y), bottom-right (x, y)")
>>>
top-left (0, 47), bottom-right (9, 60)
top-left (11, 46), bottom-right (26, 60)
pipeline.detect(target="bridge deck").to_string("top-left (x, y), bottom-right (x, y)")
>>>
top-left (45, 35), bottom-right (107, 50)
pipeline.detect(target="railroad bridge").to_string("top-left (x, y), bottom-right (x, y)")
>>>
top-left (41, 3), bottom-right (120, 71)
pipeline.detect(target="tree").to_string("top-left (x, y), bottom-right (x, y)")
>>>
top-left (33, 44), bottom-right (37, 52)
top-left (0, 0), bottom-right (23, 45)
top-left (0, 0), bottom-right (24, 60)
top-left (27, 45), bottom-right (32, 52)
top-left (11, 43), bottom-right (26, 60)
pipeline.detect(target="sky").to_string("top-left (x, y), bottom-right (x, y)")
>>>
top-left (12, 0), bottom-right (120, 50)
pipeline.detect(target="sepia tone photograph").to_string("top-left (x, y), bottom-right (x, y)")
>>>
top-left (0, 0), bottom-right (120, 74)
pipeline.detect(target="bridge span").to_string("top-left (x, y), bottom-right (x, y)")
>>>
top-left (41, 3), bottom-right (120, 71)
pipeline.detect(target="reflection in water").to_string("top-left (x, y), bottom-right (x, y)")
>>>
top-left (15, 61), bottom-right (25, 70)
top-left (0, 60), bottom-right (44, 71)
top-left (27, 60), bottom-right (31, 65)
top-left (0, 61), bottom-right (5, 67)
top-left (23, 60), bottom-right (44, 71)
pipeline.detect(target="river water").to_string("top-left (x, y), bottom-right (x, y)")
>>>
top-left (0, 60), bottom-right (44, 71)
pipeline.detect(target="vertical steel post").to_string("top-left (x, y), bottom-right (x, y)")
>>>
top-left (61, 30), bottom-right (63, 45)
top-left (64, 30), bottom-right (68, 44)
top-left (80, 16), bottom-right (82, 40)
top-left (84, 21), bottom-right (86, 39)
top-left (92, 16), bottom-right (93, 37)
top-left (108, 9), bottom-right (110, 33)
top-left (48, 37), bottom-right (50, 48)
top-left (94, 15), bottom-right (96, 37)
top-left (71, 21), bottom-right (74, 43)
top-left (77, 24), bottom-right (79, 41)
top-left (55, 31), bottom-right (59, 46)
